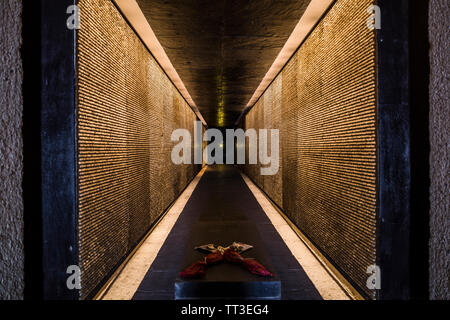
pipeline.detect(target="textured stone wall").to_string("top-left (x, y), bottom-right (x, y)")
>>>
top-left (0, 0), bottom-right (24, 300)
top-left (429, 0), bottom-right (449, 300)
top-left (244, 0), bottom-right (377, 298)
top-left (77, 0), bottom-right (200, 299)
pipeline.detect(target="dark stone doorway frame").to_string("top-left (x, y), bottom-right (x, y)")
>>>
top-left (23, 0), bottom-right (79, 300)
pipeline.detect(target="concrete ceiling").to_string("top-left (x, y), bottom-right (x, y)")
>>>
top-left (136, 0), bottom-right (311, 127)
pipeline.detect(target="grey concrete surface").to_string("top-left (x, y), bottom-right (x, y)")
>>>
top-left (0, 0), bottom-right (24, 300)
top-left (429, 0), bottom-right (449, 300)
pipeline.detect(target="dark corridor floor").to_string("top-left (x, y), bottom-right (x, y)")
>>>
top-left (132, 165), bottom-right (322, 300)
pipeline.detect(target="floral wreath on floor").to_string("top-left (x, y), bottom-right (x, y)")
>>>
top-left (179, 242), bottom-right (274, 278)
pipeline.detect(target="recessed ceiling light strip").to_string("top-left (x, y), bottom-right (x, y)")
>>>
top-left (113, 0), bottom-right (207, 126)
top-left (235, 0), bottom-right (335, 125)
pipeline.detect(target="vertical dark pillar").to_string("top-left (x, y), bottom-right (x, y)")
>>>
top-left (376, 0), bottom-right (411, 299)
top-left (408, 0), bottom-right (430, 300)
top-left (40, 0), bottom-right (79, 299)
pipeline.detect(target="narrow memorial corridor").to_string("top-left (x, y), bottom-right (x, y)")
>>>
top-left (0, 0), bottom-right (447, 302)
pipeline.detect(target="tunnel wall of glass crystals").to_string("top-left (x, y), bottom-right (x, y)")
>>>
top-left (243, 0), bottom-right (377, 298)
top-left (77, 0), bottom-right (201, 299)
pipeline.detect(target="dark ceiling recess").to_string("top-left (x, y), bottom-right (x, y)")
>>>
top-left (136, 0), bottom-right (311, 127)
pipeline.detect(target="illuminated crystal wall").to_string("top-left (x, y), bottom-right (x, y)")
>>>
top-left (244, 0), bottom-right (377, 298)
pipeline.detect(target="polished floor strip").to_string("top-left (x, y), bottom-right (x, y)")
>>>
top-left (134, 165), bottom-right (319, 299)
top-left (102, 165), bottom-right (349, 300)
